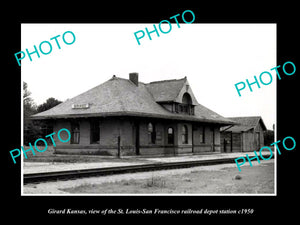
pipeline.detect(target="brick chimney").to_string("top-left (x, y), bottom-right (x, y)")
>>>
top-left (129, 72), bottom-right (139, 86)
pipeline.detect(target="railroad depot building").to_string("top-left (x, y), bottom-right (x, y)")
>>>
top-left (220, 116), bottom-right (267, 153)
top-left (32, 73), bottom-right (235, 156)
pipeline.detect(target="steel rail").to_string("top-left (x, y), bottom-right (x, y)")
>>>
top-left (24, 155), bottom-right (272, 184)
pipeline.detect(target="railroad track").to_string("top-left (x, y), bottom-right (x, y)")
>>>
top-left (24, 156), bottom-right (272, 184)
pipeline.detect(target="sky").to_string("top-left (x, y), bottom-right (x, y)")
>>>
top-left (21, 23), bottom-right (276, 129)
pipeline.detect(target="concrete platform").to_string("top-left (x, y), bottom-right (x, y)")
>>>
top-left (23, 151), bottom-right (274, 175)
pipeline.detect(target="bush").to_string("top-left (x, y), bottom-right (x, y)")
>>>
top-left (264, 130), bottom-right (275, 146)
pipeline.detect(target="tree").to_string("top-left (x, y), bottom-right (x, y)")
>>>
top-left (23, 84), bottom-right (63, 145)
top-left (23, 82), bottom-right (36, 117)
top-left (37, 97), bottom-right (62, 113)
top-left (35, 97), bottom-right (62, 140)
top-left (264, 130), bottom-right (275, 146)
top-left (23, 82), bottom-right (40, 145)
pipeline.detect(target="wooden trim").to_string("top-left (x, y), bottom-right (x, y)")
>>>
top-left (192, 124), bottom-right (194, 153)
top-left (230, 131), bottom-right (233, 152)
top-left (32, 113), bottom-right (234, 126)
top-left (56, 144), bottom-right (134, 149)
top-left (56, 143), bottom-right (219, 150)
top-left (192, 144), bottom-right (213, 147)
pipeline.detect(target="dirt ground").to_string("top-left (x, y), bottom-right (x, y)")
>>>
top-left (57, 160), bottom-right (274, 194)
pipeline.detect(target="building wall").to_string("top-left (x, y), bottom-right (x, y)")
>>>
top-left (193, 125), bottom-right (207, 152)
top-left (160, 103), bottom-right (173, 112)
top-left (220, 131), bottom-right (231, 153)
top-left (139, 120), bottom-right (168, 155)
top-left (254, 122), bottom-right (265, 149)
top-left (193, 125), bottom-right (221, 153)
top-left (80, 120), bottom-right (90, 145)
top-left (232, 133), bottom-right (242, 152)
top-left (53, 117), bottom-right (221, 156)
top-left (214, 126), bottom-right (221, 152)
top-left (99, 118), bottom-right (136, 155)
top-left (242, 131), bottom-right (253, 152)
top-left (54, 118), bottom-right (135, 155)
top-left (243, 123), bottom-right (265, 152)
top-left (52, 119), bottom-right (71, 146)
top-left (220, 131), bottom-right (242, 152)
top-left (221, 121), bottom-right (265, 153)
top-left (176, 122), bottom-right (192, 154)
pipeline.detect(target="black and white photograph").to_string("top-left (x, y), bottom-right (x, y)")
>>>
top-left (4, 4), bottom-right (298, 220)
top-left (21, 23), bottom-right (276, 195)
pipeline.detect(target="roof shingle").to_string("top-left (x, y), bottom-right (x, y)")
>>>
top-left (145, 78), bottom-right (186, 102)
top-left (32, 76), bottom-right (234, 125)
top-left (221, 116), bottom-right (267, 132)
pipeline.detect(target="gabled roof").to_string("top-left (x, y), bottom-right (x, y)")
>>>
top-left (145, 77), bottom-right (199, 105)
top-left (221, 116), bottom-right (267, 132)
top-left (145, 78), bottom-right (186, 102)
top-left (32, 75), bottom-right (234, 125)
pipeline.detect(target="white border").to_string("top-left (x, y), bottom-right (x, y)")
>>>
top-left (21, 23), bottom-right (277, 197)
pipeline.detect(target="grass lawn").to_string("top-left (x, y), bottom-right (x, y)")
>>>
top-left (60, 161), bottom-right (274, 194)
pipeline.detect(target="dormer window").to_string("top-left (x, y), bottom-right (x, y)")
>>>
top-left (179, 93), bottom-right (194, 115)
top-left (182, 92), bottom-right (192, 104)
